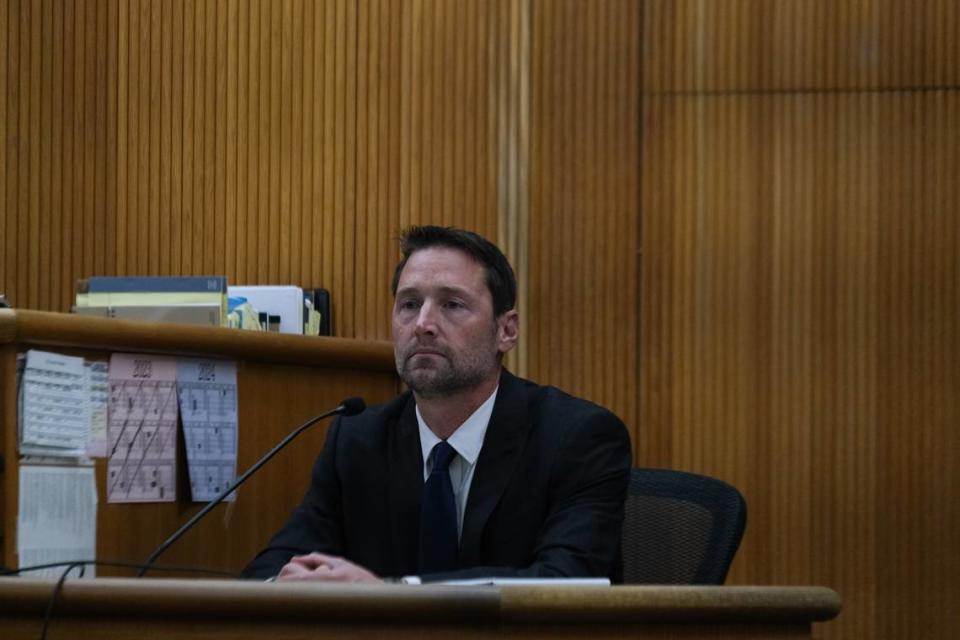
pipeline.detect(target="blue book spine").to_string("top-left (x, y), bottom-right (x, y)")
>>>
top-left (86, 276), bottom-right (227, 293)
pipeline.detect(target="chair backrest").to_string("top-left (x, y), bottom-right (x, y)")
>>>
top-left (621, 467), bottom-right (746, 584)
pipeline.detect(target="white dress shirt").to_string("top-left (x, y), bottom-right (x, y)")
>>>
top-left (415, 387), bottom-right (497, 540)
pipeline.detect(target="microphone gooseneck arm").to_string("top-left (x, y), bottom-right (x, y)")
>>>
top-left (138, 398), bottom-right (365, 577)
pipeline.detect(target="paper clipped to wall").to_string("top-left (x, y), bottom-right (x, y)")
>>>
top-left (176, 359), bottom-right (239, 502)
top-left (107, 354), bottom-right (179, 502)
top-left (18, 350), bottom-right (91, 458)
top-left (18, 465), bottom-right (98, 578)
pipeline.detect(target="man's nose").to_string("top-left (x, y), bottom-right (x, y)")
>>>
top-left (414, 301), bottom-right (438, 335)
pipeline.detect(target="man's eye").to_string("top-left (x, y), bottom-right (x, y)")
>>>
top-left (443, 300), bottom-right (465, 310)
top-left (399, 299), bottom-right (420, 311)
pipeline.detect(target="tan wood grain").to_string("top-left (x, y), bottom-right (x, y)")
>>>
top-left (0, 310), bottom-right (397, 575)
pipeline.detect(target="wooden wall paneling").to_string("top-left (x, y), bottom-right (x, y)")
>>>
top-left (17, 0), bottom-right (30, 307)
top-left (277, 0), bottom-right (291, 284)
top-left (581, 0), bottom-right (597, 408)
top-left (344, 0), bottom-right (359, 334)
top-left (10, 0), bottom-right (21, 304)
top-left (223, 0), bottom-right (237, 281)
top-left (457, 0), bottom-right (471, 233)
top-left (0, 0), bottom-right (8, 303)
top-left (415, 0), bottom-right (431, 228)
top-left (526, 0), bottom-right (639, 435)
top-left (495, 0), bottom-right (530, 378)
top-left (475, 0), bottom-right (491, 239)
top-left (115, 0), bottom-right (127, 283)
top-left (302, 0), bottom-right (317, 290)
top-left (104, 0), bottom-right (117, 282)
top-left (329, 0), bottom-right (345, 328)
top-left (242, 0), bottom-right (258, 285)
top-left (36, 0), bottom-right (50, 311)
top-left (135, 0), bottom-right (147, 275)
top-left (438, 0), bottom-right (455, 229)
top-left (379, 0), bottom-right (394, 337)
top-left (157, 0), bottom-right (169, 277)
top-left (204, 0), bottom-right (219, 278)
top-left (2, 0), bottom-right (642, 462)
top-left (256, 0), bottom-right (271, 282)
top-left (0, 344), bottom-right (17, 565)
top-left (398, 0), bottom-right (414, 232)
top-left (4, 0), bottom-right (14, 300)
top-left (183, 0), bottom-right (198, 277)
top-left (638, 95), bottom-right (667, 467)
top-left (874, 92), bottom-right (960, 639)
top-left (355, 0), bottom-right (369, 336)
top-left (26, 0), bottom-right (40, 309)
top-left (640, 2), bottom-right (959, 638)
top-left (169, 0), bottom-right (183, 279)
top-left (460, 0), bottom-right (473, 232)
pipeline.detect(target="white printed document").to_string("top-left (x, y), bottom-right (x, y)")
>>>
top-left (18, 465), bottom-right (98, 579)
top-left (176, 359), bottom-right (239, 501)
top-left (85, 360), bottom-right (110, 457)
top-left (19, 350), bottom-right (91, 457)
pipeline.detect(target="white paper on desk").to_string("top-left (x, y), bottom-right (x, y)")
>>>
top-left (19, 350), bottom-right (90, 458)
top-left (85, 360), bottom-right (110, 457)
top-left (176, 359), bottom-right (239, 502)
top-left (107, 354), bottom-right (179, 502)
top-left (435, 578), bottom-right (611, 586)
top-left (18, 465), bottom-right (97, 579)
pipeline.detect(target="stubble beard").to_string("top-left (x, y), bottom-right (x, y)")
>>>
top-left (395, 333), bottom-right (500, 399)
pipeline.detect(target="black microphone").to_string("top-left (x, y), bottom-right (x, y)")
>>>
top-left (137, 397), bottom-right (366, 577)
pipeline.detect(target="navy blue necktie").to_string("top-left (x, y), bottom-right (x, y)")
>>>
top-left (418, 441), bottom-right (459, 573)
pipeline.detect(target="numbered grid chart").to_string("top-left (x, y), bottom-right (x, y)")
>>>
top-left (176, 360), bottom-right (239, 502)
top-left (107, 355), bottom-right (179, 502)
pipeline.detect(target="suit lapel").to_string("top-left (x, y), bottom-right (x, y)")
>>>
top-left (386, 393), bottom-right (423, 574)
top-left (458, 369), bottom-right (531, 567)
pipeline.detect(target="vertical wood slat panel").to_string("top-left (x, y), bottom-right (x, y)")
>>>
top-left (26, 0), bottom-right (39, 307)
top-left (1, 0), bottom-right (10, 303)
top-left (526, 0), bottom-right (640, 434)
top-left (2, 0), bottom-right (546, 340)
top-left (644, 0), bottom-right (959, 92)
top-left (157, 0), bottom-right (169, 276)
top-left (641, 2), bottom-right (959, 639)
top-left (1, 0), bottom-right (640, 445)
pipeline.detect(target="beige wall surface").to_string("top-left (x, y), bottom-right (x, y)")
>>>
top-left (2, 1), bottom-right (958, 638)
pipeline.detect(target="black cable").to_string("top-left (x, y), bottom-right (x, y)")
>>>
top-left (40, 561), bottom-right (83, 640)
top-left (0, 559), bottom-right (240, 640)
top-left (3, 558), bottom-right (239, 578)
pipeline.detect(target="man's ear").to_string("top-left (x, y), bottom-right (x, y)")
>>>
top-left (497, 310), bottom-right (519, 354)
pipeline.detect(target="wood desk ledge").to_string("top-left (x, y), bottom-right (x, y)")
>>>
top-left (499, 585), bottom-right (842, 623)
top-left (0, 579), bottom-right (499, 622)
top-left (0, 578), bottom-right (841, 625)
top-left (0, 309), bottom-right (395, 370)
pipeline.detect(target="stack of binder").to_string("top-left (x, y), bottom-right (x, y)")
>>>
top-left (73, 276), bottom-right (229, 327)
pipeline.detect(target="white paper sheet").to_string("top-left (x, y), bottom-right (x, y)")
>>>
top-left (176, 359), bottom-right (239, 502)
top-left (85, 361), bottom-right (110, 457)
top-left (19, 350), bottom-right (91, 457)
top-left (107, 354), bottom-right (179, 502)
top-left (17, 465), bottom-right (98, 579)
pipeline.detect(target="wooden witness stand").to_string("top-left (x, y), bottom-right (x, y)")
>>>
top-left (0, 311), bottom-right (841, 638)
top-left (0, 578), bottom-right (840, 639)
top-left (0, 309), bottom-right (399, 574)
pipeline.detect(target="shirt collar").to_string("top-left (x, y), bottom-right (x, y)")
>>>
top-left (416, 386), bottom-right (498, 466)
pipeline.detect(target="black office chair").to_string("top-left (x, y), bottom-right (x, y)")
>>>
top-left (621, 467), bottom-right (746, 584)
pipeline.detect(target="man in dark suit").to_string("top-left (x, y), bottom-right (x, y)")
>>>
top-left (243, 226), bottom-right (631, 583)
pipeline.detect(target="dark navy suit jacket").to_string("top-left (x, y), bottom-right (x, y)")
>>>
top-left (243, 369), bottom-right (632, 582)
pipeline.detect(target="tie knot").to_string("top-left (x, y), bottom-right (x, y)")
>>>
top-left (430, 441), bottom-right (457, 472)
